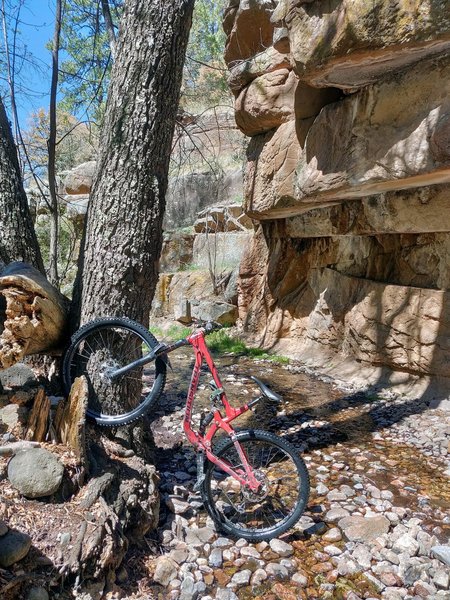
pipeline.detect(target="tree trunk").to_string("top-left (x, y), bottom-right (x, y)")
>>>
top-left (72, 0), bottom-right (195, 328)
top-left (0, 96), bottom-right (44, 273)
top-left (47, 0), bottom-right (63, 288)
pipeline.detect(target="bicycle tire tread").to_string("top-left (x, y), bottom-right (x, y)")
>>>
top-left (62, 316), bottom-right (166, 427)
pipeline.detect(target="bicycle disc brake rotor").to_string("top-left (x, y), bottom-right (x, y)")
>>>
top-left (242, 470), bottom-right (269, 503)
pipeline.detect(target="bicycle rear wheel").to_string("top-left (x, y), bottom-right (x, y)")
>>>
top-left (201, 429), bottom-right (309, 541)
top-left (62, 317), bottom-right (166, 426)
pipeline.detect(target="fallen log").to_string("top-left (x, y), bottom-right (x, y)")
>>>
top-left (0, 262), bottom-right (69, 369)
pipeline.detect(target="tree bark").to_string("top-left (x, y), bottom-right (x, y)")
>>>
top-left (0, 96), bottom-right (44, 273)
top-left (72, 0), bottom-right (195, 328)
top-left (47, 0), bottom-right (63, 287)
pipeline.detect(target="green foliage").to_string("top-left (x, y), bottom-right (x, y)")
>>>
top-left (149, 324), bottom-right (192, 341)
top-left (149, 324), bottom-right (289, 364)
top-left (182, 0), bottom-right (230, 111)
top-left (22, 108), bottom-right (98, 177)
top-left (206, 330), bottom-right (290, 364)
top-left (59, 0), bottom-right (122, 124)
top-left (35, 212), bottom-right (79, 295)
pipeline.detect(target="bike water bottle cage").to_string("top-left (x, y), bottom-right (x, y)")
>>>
top-left (209, 379), bottom-right (224, 404)
top-left (250, 376), bottom-right (282, 403)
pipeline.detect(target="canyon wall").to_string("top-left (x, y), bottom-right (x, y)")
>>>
top-left (225, 0), bottom-right (450, 383)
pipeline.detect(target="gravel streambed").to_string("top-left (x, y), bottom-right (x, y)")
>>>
top-left (121, 351), bottom-right (450, 600)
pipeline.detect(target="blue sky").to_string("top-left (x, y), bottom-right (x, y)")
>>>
top-left (13, 0), bottom-right (55, 128)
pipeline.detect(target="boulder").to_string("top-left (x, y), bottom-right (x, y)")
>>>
top-left (63, 194), bottom-right (89, 222)
top-left (190, 300), bottom-right (238, 326)
top-left (63, 161), bottom-right (96, 195)
top-left (8, 447), bottom-right (64, 498)
top-left (277, 0), bottom-right (450, 89)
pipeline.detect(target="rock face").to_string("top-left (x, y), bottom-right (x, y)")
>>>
top-left (225, 0), bottom-right (450, 385)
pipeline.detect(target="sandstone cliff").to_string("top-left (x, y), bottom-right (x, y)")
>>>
top-left (225, 0), bottom-right (450, 385)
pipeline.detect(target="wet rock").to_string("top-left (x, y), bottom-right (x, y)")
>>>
top-left (208, 548), bottom-right (223, 568)
top-left (292, 572), bottom-right (308, 587)
top-left (266, 562), bottom-right (289, 578)
top-left (215, 589), bottom-right (238, 600)
top-left (8, 448), bottom-right (64, 498)
top-left (338, 515), bottom-right (390, 542)
top-left (325, 507), bottom-right (350, 522)
top-left (0, 529), bottom-right (31, 567)
top-left (324, 544), bottom-right (342, 556)
top-left (322, 527), bottom-right (342, 543)
top-left (269, 538), bottom-right (294, 557)
top-left (336, 555), bottom-right (360, 576)
top-left (231, 569), bottom-right (251, 586)
top-left (432, 545), bottom-right (450, 567)
top-left (250, 568), bottom-right (267, 586)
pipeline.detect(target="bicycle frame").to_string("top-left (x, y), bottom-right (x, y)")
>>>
top-left (182, 330), bottom-right (261, 492)
top-left (110, 326), bottom-right (262, 491)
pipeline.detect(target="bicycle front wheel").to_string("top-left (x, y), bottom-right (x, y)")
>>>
top-left (201, 430), bottom-right (310, 541)
top-left (62, 317), bottom-right (166, 427)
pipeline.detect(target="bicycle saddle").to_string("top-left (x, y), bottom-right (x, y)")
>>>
top-left (250, 376), bottom-right (283, 403)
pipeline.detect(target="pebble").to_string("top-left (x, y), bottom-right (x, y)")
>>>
top-left (230, 569), bottom-right (251, 586)
top-left (269, 539), bottom-right (293, 557)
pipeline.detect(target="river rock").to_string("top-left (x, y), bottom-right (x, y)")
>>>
top-left (392, 533), bottom-right (420, 556)
top-left (338, 515), bottom-right (390, 542)
top-left (0, 529), bottom-right (32, 567)
top-left (431, 545), bottom-right (450, 567)
top-left (7, 448), bottom-right (64, 498)
top-left (0, 363), bottom-right (37, 388)
top-left (0, 404), bottom-right (28, 429)
top-left (269, 538), bottom-right (294, 557)
top-left (153, 556), bottom-right (179, 586)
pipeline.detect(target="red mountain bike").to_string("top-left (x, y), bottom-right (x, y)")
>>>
top-left (62, 317), bottom-right (310, 541)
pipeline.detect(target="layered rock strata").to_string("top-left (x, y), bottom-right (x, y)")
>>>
top-left (226, 0), bottom-right (450, 385)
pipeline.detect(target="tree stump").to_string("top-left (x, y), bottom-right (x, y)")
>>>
top-left (25, 388), bottom-right (50, 442)
top-left (55, 376), bottom-right (88, 468)
top-left (0, 262), bottom-right (69, 368)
